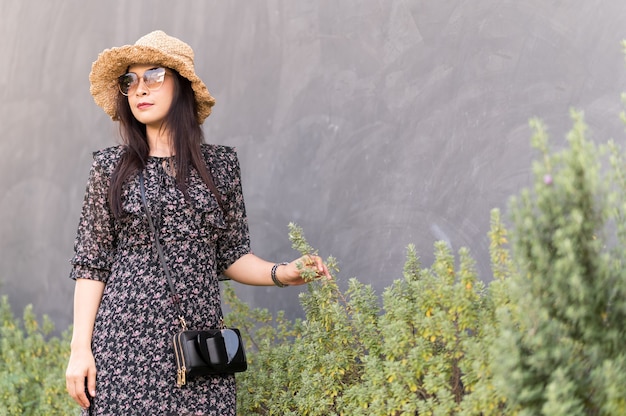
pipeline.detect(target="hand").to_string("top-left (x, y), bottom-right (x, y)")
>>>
top-left (65, 348), bottom-right (97, 409)
top-left (278, 254), bottom-right (332, 286)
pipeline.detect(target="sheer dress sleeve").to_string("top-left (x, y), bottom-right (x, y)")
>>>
top-left (211, 147), bottom-right (251, 275)
top-left (69, 151), bottom-right (118, 283)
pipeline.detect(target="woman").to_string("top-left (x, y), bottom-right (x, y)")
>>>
top-left (65, 30), bottom-right (330, 415)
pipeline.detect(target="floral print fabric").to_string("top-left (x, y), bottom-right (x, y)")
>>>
top-left (69, 144), bottom-right (250, 415)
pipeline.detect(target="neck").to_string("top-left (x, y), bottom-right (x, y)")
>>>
top-left (147, 125), bottom-right (173, 157)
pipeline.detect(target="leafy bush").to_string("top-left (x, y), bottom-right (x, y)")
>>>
top-left (491, 111), bottom-right (626, 415)
top-left (0, 296), bottom-right (74, 415)
top-left (226, 220), bottom-right (511, 415)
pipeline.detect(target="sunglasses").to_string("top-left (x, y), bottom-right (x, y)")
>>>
top-left (118, 67), bottom-right (168, 96)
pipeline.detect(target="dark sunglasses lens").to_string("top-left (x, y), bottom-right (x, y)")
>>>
top-left (118, 73), bottom-right (138, 95)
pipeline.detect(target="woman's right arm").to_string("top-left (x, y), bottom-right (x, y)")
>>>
top-left (65, 278), bottom-right (105, 409)
top-left (66, 150), bottom-right (119, 408)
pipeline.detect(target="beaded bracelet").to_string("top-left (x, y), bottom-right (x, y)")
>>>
top-left (271, 262), bottom-right (289, 287)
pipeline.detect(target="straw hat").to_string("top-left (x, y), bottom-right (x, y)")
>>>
top-left (89, 30), bottom-right (215, 124)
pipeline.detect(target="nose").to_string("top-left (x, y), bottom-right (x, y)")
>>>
top-left (135, 77), bottom-right (149, 96)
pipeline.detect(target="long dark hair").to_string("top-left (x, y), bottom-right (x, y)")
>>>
top-left (109, 69), bottom-right (222, 218)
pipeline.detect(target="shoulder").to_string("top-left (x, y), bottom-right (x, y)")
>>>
top-left (201, 143), bottom-right (242, 173)
top-left (201, 143), bottom-right (239, 164)
top-left (200, 144), bottom-right (243, 192)
top-left (92, 145), bottom-right (125, 172)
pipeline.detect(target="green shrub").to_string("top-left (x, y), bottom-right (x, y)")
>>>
top-left (227, 222), bottom-right (510, 415)
top-left (0, 296), bottom-right (74, 415)
top-left (491, 111), bottom-right (626, 415)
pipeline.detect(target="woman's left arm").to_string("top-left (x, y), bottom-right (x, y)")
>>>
top-left (223, 252), bottom-right (330, 287)
top-left (212, 147), bottom-right (330, 286)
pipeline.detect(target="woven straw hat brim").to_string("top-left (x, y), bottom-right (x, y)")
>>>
top-left (89, 44), bottom-right (215, 124)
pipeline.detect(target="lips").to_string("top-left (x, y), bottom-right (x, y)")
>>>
top-left (137, 102), bottom-right (153, 110)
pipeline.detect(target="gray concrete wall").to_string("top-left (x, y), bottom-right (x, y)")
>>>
top-left (2, 0), bottom-right (626, 330)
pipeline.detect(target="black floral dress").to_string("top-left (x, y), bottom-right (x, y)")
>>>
top-left (69, 144), bottom-right (250, 415)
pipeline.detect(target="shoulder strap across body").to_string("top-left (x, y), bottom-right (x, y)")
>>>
top-left (139, 172), bottom-right (188, 330)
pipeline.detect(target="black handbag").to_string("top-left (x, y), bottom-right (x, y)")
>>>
top-left (139, 172), bottom-right (247, 387)
top-left (173, 328), bottom-right (248, 385)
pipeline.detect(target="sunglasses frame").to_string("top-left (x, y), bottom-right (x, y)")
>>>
top-left (118, 67), bottom-right (168, 96)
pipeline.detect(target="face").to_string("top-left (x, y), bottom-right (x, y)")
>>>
top-left (123, 64), bottom-right (175, 129)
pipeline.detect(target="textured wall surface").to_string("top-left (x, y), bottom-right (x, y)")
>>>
top-left (1, 1), bottom-right (626, 330)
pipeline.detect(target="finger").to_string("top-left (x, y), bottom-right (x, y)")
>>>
top-left (305, 255), bottom-right (319, 268)
top-left (312, 256), bottom-right (326, 274)
top-left (317, 259), bottom-right (326, 274)
top-left (87, 367), bottom-right (97, 399)
top-left (78, 379), bottom-right (91, 408)
top-left (303, 255), bottom-right (315, 267)
top-left (323, 264), bottom-right (332, 279)
top-left (68, 377), bottom-right (89, 408)
top-left (318, 263), bottom-right (332, 279)
top-left (66, 374), bottom-right (79, 405)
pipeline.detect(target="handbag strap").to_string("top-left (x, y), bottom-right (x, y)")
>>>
top-left (139, 172), bottom-right (188, 330)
